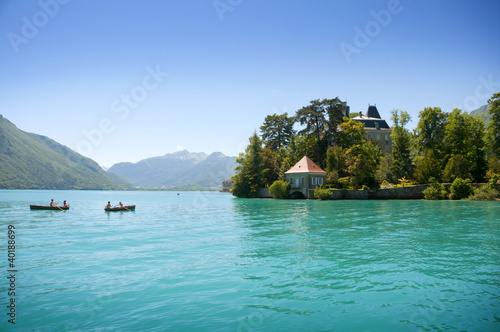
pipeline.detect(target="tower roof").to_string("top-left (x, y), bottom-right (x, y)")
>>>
top-left (285, 156), bottom-right (326, 174)
top-left (353, 118), bottom-right (391, 129)
top-left (366, 105), bottom-right (381, 119)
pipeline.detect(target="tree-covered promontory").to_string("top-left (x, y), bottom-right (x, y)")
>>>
top-left (232, 93), bottom-right (500, 198)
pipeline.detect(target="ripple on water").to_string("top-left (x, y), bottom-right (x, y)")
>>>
top-left (0, 191), bottom-right (499, 331)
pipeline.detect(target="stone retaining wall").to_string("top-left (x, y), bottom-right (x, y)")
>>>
top-left (329, 185), bottom-right (428, 200)
top-left (257, 188), bottom-right (273, 198)
top-left (257, 186), bottom-right (429, 199)
top-left (256, 183), bottom-right (499, 200)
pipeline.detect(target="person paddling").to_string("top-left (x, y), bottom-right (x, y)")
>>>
top-left (50, 199), bottom-right (56, 207)
top-left (106, 201), bottom-right (112, 209)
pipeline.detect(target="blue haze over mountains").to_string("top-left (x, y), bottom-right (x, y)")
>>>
top-left (0, 115), bottom-right (235, 190)
top-left (107, 150), bottom-right (236, 190)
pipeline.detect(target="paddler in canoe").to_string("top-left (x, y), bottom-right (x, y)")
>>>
top-left (105, 201), bottom-right (135, 211)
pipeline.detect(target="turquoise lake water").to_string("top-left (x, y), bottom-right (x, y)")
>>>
top-left (0, 190), bottom-right (499, 331)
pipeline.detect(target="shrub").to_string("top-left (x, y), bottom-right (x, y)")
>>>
top-left (361, 185), bottom-right (369, 190)
top-left (269, 180), bottom-right (290, 199)
top-left (314, 186), bottom-right (332, 200)
top-left (449, 177), bottom-right (474, 200)
top-left (338, 177), bottom-right (351, 189)
top-left (468, 184), bottom-right (499, 201)
top-left (423, 178), bottom-right (448, 200)
top-left (380, 180), bottom-right (394, 189)
top-left (489, 173), bottom-right (499, 189)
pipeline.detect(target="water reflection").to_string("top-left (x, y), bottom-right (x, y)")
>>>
top-left (230, 198), bottom-right (500, 330)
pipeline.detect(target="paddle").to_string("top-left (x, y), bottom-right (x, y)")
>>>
top-left (113, 204), bottom-right (131, 211)
top-left (54, 204), bottom-right (63, 211)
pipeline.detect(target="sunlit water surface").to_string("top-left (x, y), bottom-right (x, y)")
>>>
top-left (0, 190), bottom-right (499, 331)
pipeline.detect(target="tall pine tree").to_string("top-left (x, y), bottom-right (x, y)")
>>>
top-left (231, 133), bottom-right (266, 198)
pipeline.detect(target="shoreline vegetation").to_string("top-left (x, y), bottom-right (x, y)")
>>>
top-left (259, 180), bottom-right (500, 201)
top-left (231, 93), bottom-right (500, 201)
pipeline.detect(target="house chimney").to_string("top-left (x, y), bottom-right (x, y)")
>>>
top-left (358, 111), bottom-right (362, 118)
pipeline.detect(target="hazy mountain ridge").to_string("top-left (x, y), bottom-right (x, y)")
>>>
top-left (107, 150), bottom-right (236, 189)
top-left (470, 104), bottom-right (492, 125)
top-left (0, 115), bottom-right (129, 189)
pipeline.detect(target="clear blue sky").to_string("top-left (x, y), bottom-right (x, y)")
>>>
top-left (1, 0), bottom-right (499, 167)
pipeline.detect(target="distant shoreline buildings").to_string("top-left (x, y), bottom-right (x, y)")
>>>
top-left (220, 179), bottom-right (233, 192)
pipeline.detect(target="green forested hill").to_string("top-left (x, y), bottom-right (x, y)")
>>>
top-left (0, 115), bottom-right (129, 189)
top-left (470, 104), bottom-right (491, 125)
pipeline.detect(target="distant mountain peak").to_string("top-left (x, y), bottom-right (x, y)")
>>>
top-left (108, 150), bottom-right (236, 189)
top-left (166, 150), bottom-right (208, 161)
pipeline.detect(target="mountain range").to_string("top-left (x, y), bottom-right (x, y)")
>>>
top-left (107, 150), bottom-right (236, 190)
top-left (0, 115), bottom-right (235, 190)
top-left (0, 115), bottom-right (128, 190)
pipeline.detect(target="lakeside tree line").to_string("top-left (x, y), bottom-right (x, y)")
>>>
top-left (232, 93), bottom-right (500, 198)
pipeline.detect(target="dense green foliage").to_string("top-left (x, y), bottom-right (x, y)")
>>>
top-left (413, 149), bottom-right (442, 183)
top-left (444, 109), bottom-right (486, 182)
top-left (390, 109), bottom-right (412, 179)
top-left (232, 133), bottom-right (266, 198)
top-left (423, 178), bottom-right (448, 200)
top-left (261, 147), bottom-right (280, 186)
top-left (260, 113), bottom-right (295, 150)
top-left (414, 107), bottom-right (447, 157)
top-left (313, 186), bottom-right (332, 200)
top-left (449, 178), bottom-right (474, 200)
top-left (487, 92), bottom-right (500, 158)
top-left (337, 118), bottom-right (367, 149)
top-left (269, 180), bottom-right (291, 199)
top-left (345, 141), bottom-right (381, 189)
top-left (468, 184), bottom-right (499, 201)
top-left (0, 116), bottom-right (128, 190)
top-left (234, 91), bottom-right (500, 198)
top-left (443, 154), bottom-right (471, 182)
top-left (375, 154), bottom-right (395, 184)
top-left (295, 98), bottom-right (346, 165)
